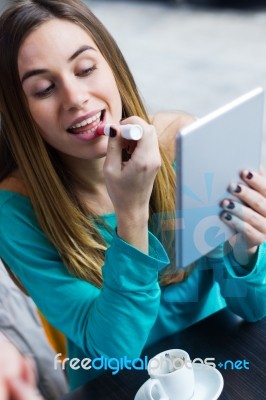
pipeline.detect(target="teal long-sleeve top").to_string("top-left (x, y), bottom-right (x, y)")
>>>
top-left (0, 190), bottom-right (265, 389)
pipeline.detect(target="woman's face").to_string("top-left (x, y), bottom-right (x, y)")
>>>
top-left (18, 18), bottom-right (122, 160)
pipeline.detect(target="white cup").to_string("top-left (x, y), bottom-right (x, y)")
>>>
top-left (143, 349), bottom-right (195, 400)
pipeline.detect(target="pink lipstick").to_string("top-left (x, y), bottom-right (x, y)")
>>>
top-left (96, 124), bottom-right (143, 141)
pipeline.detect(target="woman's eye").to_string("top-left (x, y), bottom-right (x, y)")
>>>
top-left (77, 65), bottom-right (97, 77)
top-left (35, 84), bottom-right (55, 98)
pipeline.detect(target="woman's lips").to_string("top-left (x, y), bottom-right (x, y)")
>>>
top-left (67, 110), bottom-right (105, 134)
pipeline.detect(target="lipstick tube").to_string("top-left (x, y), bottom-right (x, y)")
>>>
top-left (98, 124), bottom-right (143, 140)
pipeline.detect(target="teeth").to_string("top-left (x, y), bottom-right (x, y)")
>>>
top-left (77, 124), bottom-right (99, 135)
top-left (70, 111), bottom-right (101, 129)
top-left (69, 120), bottom-right (102, 136)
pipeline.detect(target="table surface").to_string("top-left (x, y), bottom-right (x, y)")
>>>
top-left (62, 308), bottom-right (265, 400)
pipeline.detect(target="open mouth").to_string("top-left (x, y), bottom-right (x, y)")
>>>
top-left (67, 110), bottom-right (105, 135)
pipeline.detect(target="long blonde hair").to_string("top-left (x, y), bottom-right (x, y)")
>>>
top-left (0, 0), bottom-right (191, 287)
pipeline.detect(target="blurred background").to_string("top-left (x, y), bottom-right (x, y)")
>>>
top-left (87, 0), bottom-right (266, 167)
top-left (1, 0), bottom-right (266, 165)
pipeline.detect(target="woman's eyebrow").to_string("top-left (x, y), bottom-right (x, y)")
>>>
top-left (21, 45), bottom-right (96, 84)
top-left (68, 45), bottom-right (95, 62)
top-left (21, 68), bottom-right (48, 84)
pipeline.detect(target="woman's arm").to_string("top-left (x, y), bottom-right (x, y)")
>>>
top-left (208, 243), bottom-right (266, 322)
top-left (207, 169), bottom-right (266, 322)
top-left (0, 193), bottom-right (169, 362)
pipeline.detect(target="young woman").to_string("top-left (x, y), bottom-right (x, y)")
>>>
top-left (0, 0), bottom-right (265, 390)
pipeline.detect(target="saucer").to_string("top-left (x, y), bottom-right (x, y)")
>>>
top-left (191, 363), bottom-right (224, 400)
top-left (134, 363), bottom-right (224, 400)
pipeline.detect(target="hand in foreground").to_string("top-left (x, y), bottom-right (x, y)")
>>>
top-left (103, 116), bottom-right (161, 218)
top-left (0, 337), bottom-right (44, 400)
top-left (221, 169), bottom-right (266, 266)
top-left (0, 375), bottom-right (44, 400)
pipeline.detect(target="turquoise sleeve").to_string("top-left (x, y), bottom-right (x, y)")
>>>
top-left (207, 243), bottom-right (266, 322)
top-left (0, 196), bottom-right (169, 359)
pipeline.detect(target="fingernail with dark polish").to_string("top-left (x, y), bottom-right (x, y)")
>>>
top-left (109, 127), bottom-right (117, 138)
top-left (226, 200), bottom-right (235, 210)
top-left (231, 184), bottom-right (241, 193)
top-left (223, 213), bottom-right (232, 221)
top-left (246, 171), bottom-right (253, 180)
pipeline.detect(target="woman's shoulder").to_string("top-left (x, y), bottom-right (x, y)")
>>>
top-left (150, 111), bottom-right (196, 163)
top-left (0, 173), bottom-right (30, 220)
top-left (0, 171), bottom-right (29, 197)
top-left (150, 110), bottom-right (196, 133)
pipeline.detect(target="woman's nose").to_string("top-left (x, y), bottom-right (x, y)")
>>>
top-left (61, 80), bottom-right (89, 111)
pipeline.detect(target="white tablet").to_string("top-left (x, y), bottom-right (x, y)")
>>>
top-left (175, 87), bottom-right (264, 268)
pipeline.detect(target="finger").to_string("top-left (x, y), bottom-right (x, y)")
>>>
top-left (240, 169), bottom-right (266, 197)
top-left (220, 211), bottom-right (265, 247)
top-left (129, 125), bottom-right (160, 167)
top-left (111, 118), bottom-right (161, 174)
top-left (229, 182), bottom-right (266, 217)
top-left (121, 117), bottom-right (158, 157)
top-left (21, 357), bottom-right (37, 386)
top-left (104, 126), bottom-right (123, 174)
top-left (221, 198), bottom-right (266, 233)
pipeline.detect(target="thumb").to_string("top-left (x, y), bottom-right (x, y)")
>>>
top-left (104, 127), bottom-right (123, 174)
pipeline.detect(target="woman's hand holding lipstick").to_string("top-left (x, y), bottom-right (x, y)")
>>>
top-left (103, 117), bottom-right (161, 252)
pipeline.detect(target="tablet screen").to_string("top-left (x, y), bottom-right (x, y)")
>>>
top-left (175, 87), bottom-right (264, 268)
